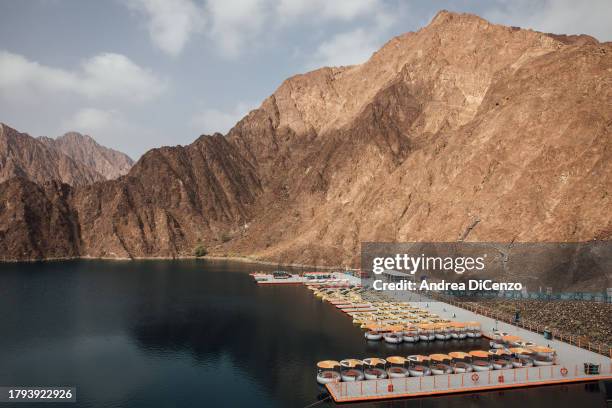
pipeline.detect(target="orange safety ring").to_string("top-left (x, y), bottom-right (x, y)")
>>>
top-left (560, 367), bottom-right (568, 376)
top-left (471, 373), bottom-right (479, 382)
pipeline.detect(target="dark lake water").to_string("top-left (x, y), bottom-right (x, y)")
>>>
top-left (0, 260), bottom-right (605, 407)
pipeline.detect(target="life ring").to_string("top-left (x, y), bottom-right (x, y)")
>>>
top-left (560, 367), bottom-right (568, 376)
top-left (471, 373), bottom-right (479, 382)
top-left (388, 383), bottom-right (394, 392)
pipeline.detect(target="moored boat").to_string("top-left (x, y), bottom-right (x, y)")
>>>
top-left (316, 360), bottom-right (341, 384)
top-left (469, 350), bottom-right (493, 371)
top-left (434, 324), bottom-right (451, 341)
top-left (364, 330), bottom-right (383, 341)
top-left (418, 323), bottom-right (435, 341)
top-left (429, 354), bottom-right (453, 375)
top-left (489, 349), bottom-right (513, 369)
top-left (450, 322), bottom-right (467, 339)
top-left (449, 351), bottom-right (473, 373)
top-left (529, 347), bottom-right (556, 366)
top-left (407, 355), bottom-right (431, 376)
top-left (340, 359), bottom-right (365, 381)
top-left (508, 347), bottom-right (535, 361)
top-left (402, 326), bottom-right (420, 343)
top-left (386, 356), bottom-right (409, 378)
top-left (502, 335), bottom-right (522, 348)
top-left (384, 331), bottom-right (403, 344)
top-left (363, 358), bottom-right (388, 380)
top-left (466, 321), bottom-right (482, 338)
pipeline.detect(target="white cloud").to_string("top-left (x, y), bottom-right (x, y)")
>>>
top-left (61, 108), bottom-right (162, 157)
top-left (308, 5), bottom-right (396, 68)
top-left (190, 102), bottom-right (253, 134)
top-left (127, 0), bottom-right (206, 56)
top-left (484, 0), bottom-right (612, 42)
top-left (310, 28), bottom-right (381, 68)
top-left (205, 0), bottom-right (269, 57)
top-left (62, 108), bottom-right (116, 133)
top-left (276, 0), bottom-right (380, 21)
top-left (0, 51), bottom-right (165, 103)
top-left (125, 0), bottom-right (393, 58)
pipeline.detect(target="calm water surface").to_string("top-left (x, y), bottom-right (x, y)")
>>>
top-left (0, 260), bottom-right (605, 407)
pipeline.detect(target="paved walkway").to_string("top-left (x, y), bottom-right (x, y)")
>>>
top-left (399, 291), bottom-right (610, 369)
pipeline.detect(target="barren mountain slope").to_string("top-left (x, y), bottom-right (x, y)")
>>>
top-left (39, 132), bottom-right (133, 179)
top-left (225, 11), bottom-right (611, 266)
top-left (0, 178), bottom-right (81, 260)
top-left (0, 11), bottom-right (610, 286)
top-left (0, 123), bottom-right (105, 186)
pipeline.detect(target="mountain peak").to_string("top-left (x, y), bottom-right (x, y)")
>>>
top-left (39, 132), bottom-right (133, 180)
top-left (429, 9), bottom-right (486, 26)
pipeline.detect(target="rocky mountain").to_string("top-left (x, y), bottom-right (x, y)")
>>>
top-left (38, 132), bottom-right (133, 180)
top-left (1, 11), bottom-right (610, 287)
top-left (0, 123), bottom-right (105, 186)
top-left (0, 124), bottom-right (133, 186)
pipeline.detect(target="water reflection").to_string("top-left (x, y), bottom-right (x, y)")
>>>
top-left (0, 260), bottom-right (605, 407)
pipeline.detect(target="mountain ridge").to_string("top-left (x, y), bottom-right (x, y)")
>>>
top-left (38, 132), bottom-right (134, 180)
top-left (0, 11), bottom-right (610, 289)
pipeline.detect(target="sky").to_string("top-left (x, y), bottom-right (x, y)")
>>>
top-left (0, 0), bottom-right (610, 159)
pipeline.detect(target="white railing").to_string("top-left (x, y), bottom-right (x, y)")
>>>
top-left (328, 364), bottom-right (612, 401)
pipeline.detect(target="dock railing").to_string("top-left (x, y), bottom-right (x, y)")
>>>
top-left (327, 364), bottom-right (612, 402)
top-left (434, 294), bottom-right (612, 358)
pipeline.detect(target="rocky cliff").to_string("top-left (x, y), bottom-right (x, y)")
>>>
top-left (0, 123), bottom-right (105, 186)
top-left (1, 12), bottom-right (610, 284)
top-left (39, 132), bottom-right (133, 180)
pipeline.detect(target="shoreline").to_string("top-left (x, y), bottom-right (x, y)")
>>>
top-left (0, 254), bottom-right (350, 271)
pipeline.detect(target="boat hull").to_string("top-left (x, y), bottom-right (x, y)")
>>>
top-left (384, 335), bottom-right (403, 344)
top-left (365, 332), bottom-right (382, 341)
top-left (364, 368), bottom-right (387, 380)
top-left (341, 370), bottom-right (365, 381)
top-left (317, 371), bottom-right (341, 384)
top-left (431, 365), bottom-right (452, 375)
top-left (409, 366), bottom-right (431, 377)
top-left (472, 363), bottom-right (492, 372)
top-left (387, 367), bottom-right (409, 378)
top-left (453, 363), bottom-right (473, 373)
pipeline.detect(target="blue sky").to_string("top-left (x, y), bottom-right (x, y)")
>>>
top-left (1, 0), bottom-right (610, 158)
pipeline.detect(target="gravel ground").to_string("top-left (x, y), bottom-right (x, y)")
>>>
top-left (452, 298), bottom-right (612, 347)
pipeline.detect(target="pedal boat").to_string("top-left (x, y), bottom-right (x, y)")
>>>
top-left (363, 358), bottom-right (388, 380)
top-left (434, 324), bottom-right (451, 340)
top-left (508, 348), bottom-right (534, 367)
top-left (386, 356), bottom-right (410, 378)
top-left (316, 360), bottom-right (341, 384)
top-left (340, 359), bottom-right (365, 381)
top-left (407, 355), bottom-right (431, 376)
top-left (402, 326), bottom-right (420, 343)
top-left (469, 350), bottom-right (493, 371)
top-left (489, 349), bottom-right (513, 369)
top-left (502, 335), bottom-right (522, 348)
top-left (383, 329), bottom-right (404, 344)
top-left (529, 347), bottom-right (556, 366)
top-left (450, 322), bottom-right (467, 339)
top-left (429, 354), bottom-right (453, 375)
top-left (449, 351), bottom-right (473, 373)
top-left (418, 323), bottom-right (436, 341)
top-left (466, 321), bottom-right (482, 338)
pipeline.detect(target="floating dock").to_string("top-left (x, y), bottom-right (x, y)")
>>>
top-left (251, 271), bottom-right (611, 402)
top-left (324, 291), bottom-right (612, 402)
top-left (251, 271), bottom-right (360, 286)
top-left (326, 364), bottom-right (612, 403)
